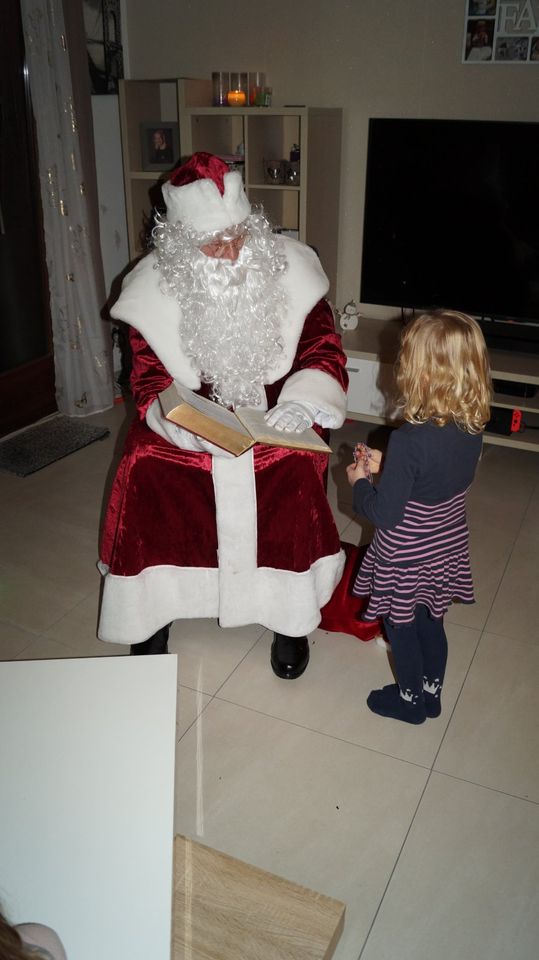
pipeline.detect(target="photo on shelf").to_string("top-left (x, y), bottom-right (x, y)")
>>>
top-left (140, 121), bottom-right (180, 172)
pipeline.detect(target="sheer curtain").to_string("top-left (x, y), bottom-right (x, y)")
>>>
top-left (20, 0), bottom-right (114, 416)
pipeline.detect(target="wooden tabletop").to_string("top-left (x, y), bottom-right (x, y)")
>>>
top-left (173, 834), bottom-right (346, 960)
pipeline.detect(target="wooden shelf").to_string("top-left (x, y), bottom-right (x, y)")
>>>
top-left (181, 106), bottom-right (309, 117)
top-left (128, 170), bottom-right (166, 179)
top-left (177, 82), bottom-right (342, 301)
top-left (483, 430), bottom-right (539, 452)
top-left (491, 391), bottom-right (539, 415)
top-left (118, 78), bottom-right (342, 299)
top-left (247, 183), bottom-right (301, 191)
top-left (489, 349), bottom-right (539, 383)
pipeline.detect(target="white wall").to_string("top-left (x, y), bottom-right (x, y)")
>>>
top-left (121, 0), bottom-right (539, 311)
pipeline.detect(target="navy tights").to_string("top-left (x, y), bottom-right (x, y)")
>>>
top-left (383, 605), bottom-right (448, 716)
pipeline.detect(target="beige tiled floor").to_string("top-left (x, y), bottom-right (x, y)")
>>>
top-left (1, 404), bottom-right (538, 960)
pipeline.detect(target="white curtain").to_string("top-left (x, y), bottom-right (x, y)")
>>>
top-left (20, 0), bottom-right (114, 416)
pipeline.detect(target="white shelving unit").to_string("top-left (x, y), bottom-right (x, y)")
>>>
top-left (342, 318), bottom-right (539, 453)
top-left (118, 78), bottom-right (180, 258)
top-left (118, 78), bottom-right (342, 300)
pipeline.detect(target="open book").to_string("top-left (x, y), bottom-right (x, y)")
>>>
top-left (158, 383), bottom-right (332, 457)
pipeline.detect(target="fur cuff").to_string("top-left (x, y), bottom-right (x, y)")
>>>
top-left (278, 368), bottom-right (347, 428)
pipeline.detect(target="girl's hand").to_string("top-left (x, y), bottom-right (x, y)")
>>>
top-left (368, 449), bottom-right (383, 474)
top-left (346, 461), bottom-right (367, 485)
top-left (347, 448), bottom-right (383, 486)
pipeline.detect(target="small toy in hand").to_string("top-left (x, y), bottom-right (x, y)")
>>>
top-left (353, 442), bottom-right (373, 483)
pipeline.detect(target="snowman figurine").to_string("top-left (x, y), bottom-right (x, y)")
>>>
top-left (337, 299), bottom-right (361, 331)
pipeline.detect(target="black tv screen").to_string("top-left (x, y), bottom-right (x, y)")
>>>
top-left (360, 118), bottom-right (539, 333)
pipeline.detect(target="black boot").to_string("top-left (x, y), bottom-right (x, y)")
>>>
top-left (270, 633), bottom-right (310, 679)
top-left (130, 624), bottom-right (170, 656)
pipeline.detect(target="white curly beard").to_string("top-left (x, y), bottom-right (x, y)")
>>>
top-left (153, 210), bottom-right (288, 408)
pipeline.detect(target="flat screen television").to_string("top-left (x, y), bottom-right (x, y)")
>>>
top-left (360, 118), bottom-right (539, 352)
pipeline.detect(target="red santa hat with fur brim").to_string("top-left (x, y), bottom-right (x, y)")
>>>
top-left (161, 151), bottom-right (251, 234)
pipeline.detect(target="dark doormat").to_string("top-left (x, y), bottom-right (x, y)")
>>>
top-left (0, 415), bottom-right (110, 477)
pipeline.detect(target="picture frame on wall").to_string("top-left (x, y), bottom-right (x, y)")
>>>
top-left (140, 122), bottom-right (180, 171)
top-left (463, 0), bottom-right (539, 63)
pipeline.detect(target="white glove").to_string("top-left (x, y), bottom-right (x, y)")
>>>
top-left (264, 400), bottom-right (318, 433)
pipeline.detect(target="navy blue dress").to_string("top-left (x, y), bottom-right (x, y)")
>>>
top-left (352, 421), bottom-right (483, 625)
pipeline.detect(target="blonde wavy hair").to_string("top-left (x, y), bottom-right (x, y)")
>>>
top-left (395, 310), bottom-right (492, 434)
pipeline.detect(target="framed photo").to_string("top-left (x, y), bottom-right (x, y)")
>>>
top-left (463, 1), bottom-right (539, 63)
top-left (140, 122), bottom-right (180, 172)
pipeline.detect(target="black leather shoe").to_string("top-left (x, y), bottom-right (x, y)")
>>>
top-left (271, 633), bottom-right (310, 679)
top-left (130, 624), bottom-right (170, 655)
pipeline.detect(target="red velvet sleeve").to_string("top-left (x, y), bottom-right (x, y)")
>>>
top-left (129, 327), bottom-right (173, 419)
top-left (291, 298), bottom-right (349, 388)
top-left (266, 299), bottom-right (348, 408)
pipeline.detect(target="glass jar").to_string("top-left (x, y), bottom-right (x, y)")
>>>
top-left (227, 72), bottom-right (248, 106)
top-left (248, 71), bottom-right (265, 106)
top-left (212, 71), bottom-right (230, 107)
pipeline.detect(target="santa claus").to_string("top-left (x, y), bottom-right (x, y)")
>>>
top-left (98, 152), bottom-right (348, 678)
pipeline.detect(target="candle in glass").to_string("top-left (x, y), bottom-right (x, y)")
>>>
top-left (227, 89), bottom-right (246, 106)
top-left (228, 72), bottom-right (247, 106)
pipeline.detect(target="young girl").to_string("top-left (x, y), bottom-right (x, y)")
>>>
top-left (346, 310), bottom-right (492, 724)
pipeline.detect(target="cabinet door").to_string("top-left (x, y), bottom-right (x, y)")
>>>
top-left (346, 359), bottom-right (398, 420)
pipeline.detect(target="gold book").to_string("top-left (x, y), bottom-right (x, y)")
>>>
top-left (158, 383), bottom-right (332, 457)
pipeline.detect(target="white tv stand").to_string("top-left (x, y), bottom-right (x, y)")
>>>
top-left (342, 317), bottom-right (539, 453)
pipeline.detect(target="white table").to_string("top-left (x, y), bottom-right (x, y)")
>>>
top-left (0, 655), bottom-right (178, 960)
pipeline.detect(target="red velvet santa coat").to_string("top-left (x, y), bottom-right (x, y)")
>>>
top-left (98, 238), bottom-right (348, 644)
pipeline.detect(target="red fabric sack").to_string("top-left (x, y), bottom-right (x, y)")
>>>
top-left (319, 541), bottom-right (383, 641)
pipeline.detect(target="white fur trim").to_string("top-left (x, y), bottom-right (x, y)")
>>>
top-left (97, 553), bottom-right (344, 643)
top-left (161, 171), bottom-right (251, 232)
top-left (97, 563), bottom-right (219, 644)
top-left (212, 452), bottom-right (258, 625)
top-left (267, 239), bottom-right (329, 383)
top-left (98, 553), bottom-right (344, 643)
top-left (110, 253), bottom-right (201, 389)
top-left (109, 237), bottom-right (329, 388)
top-left (212, 452), bottom-right (345, 634)
top-left (278, 368), bottom-right (347, 428)
top-left (98, 448), bottom-right (345, 644)
top-left (220, 555), bottom-right (345, 634)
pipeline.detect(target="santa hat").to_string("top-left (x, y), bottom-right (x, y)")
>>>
top-left (161, 151), bottom-right (251, 234)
